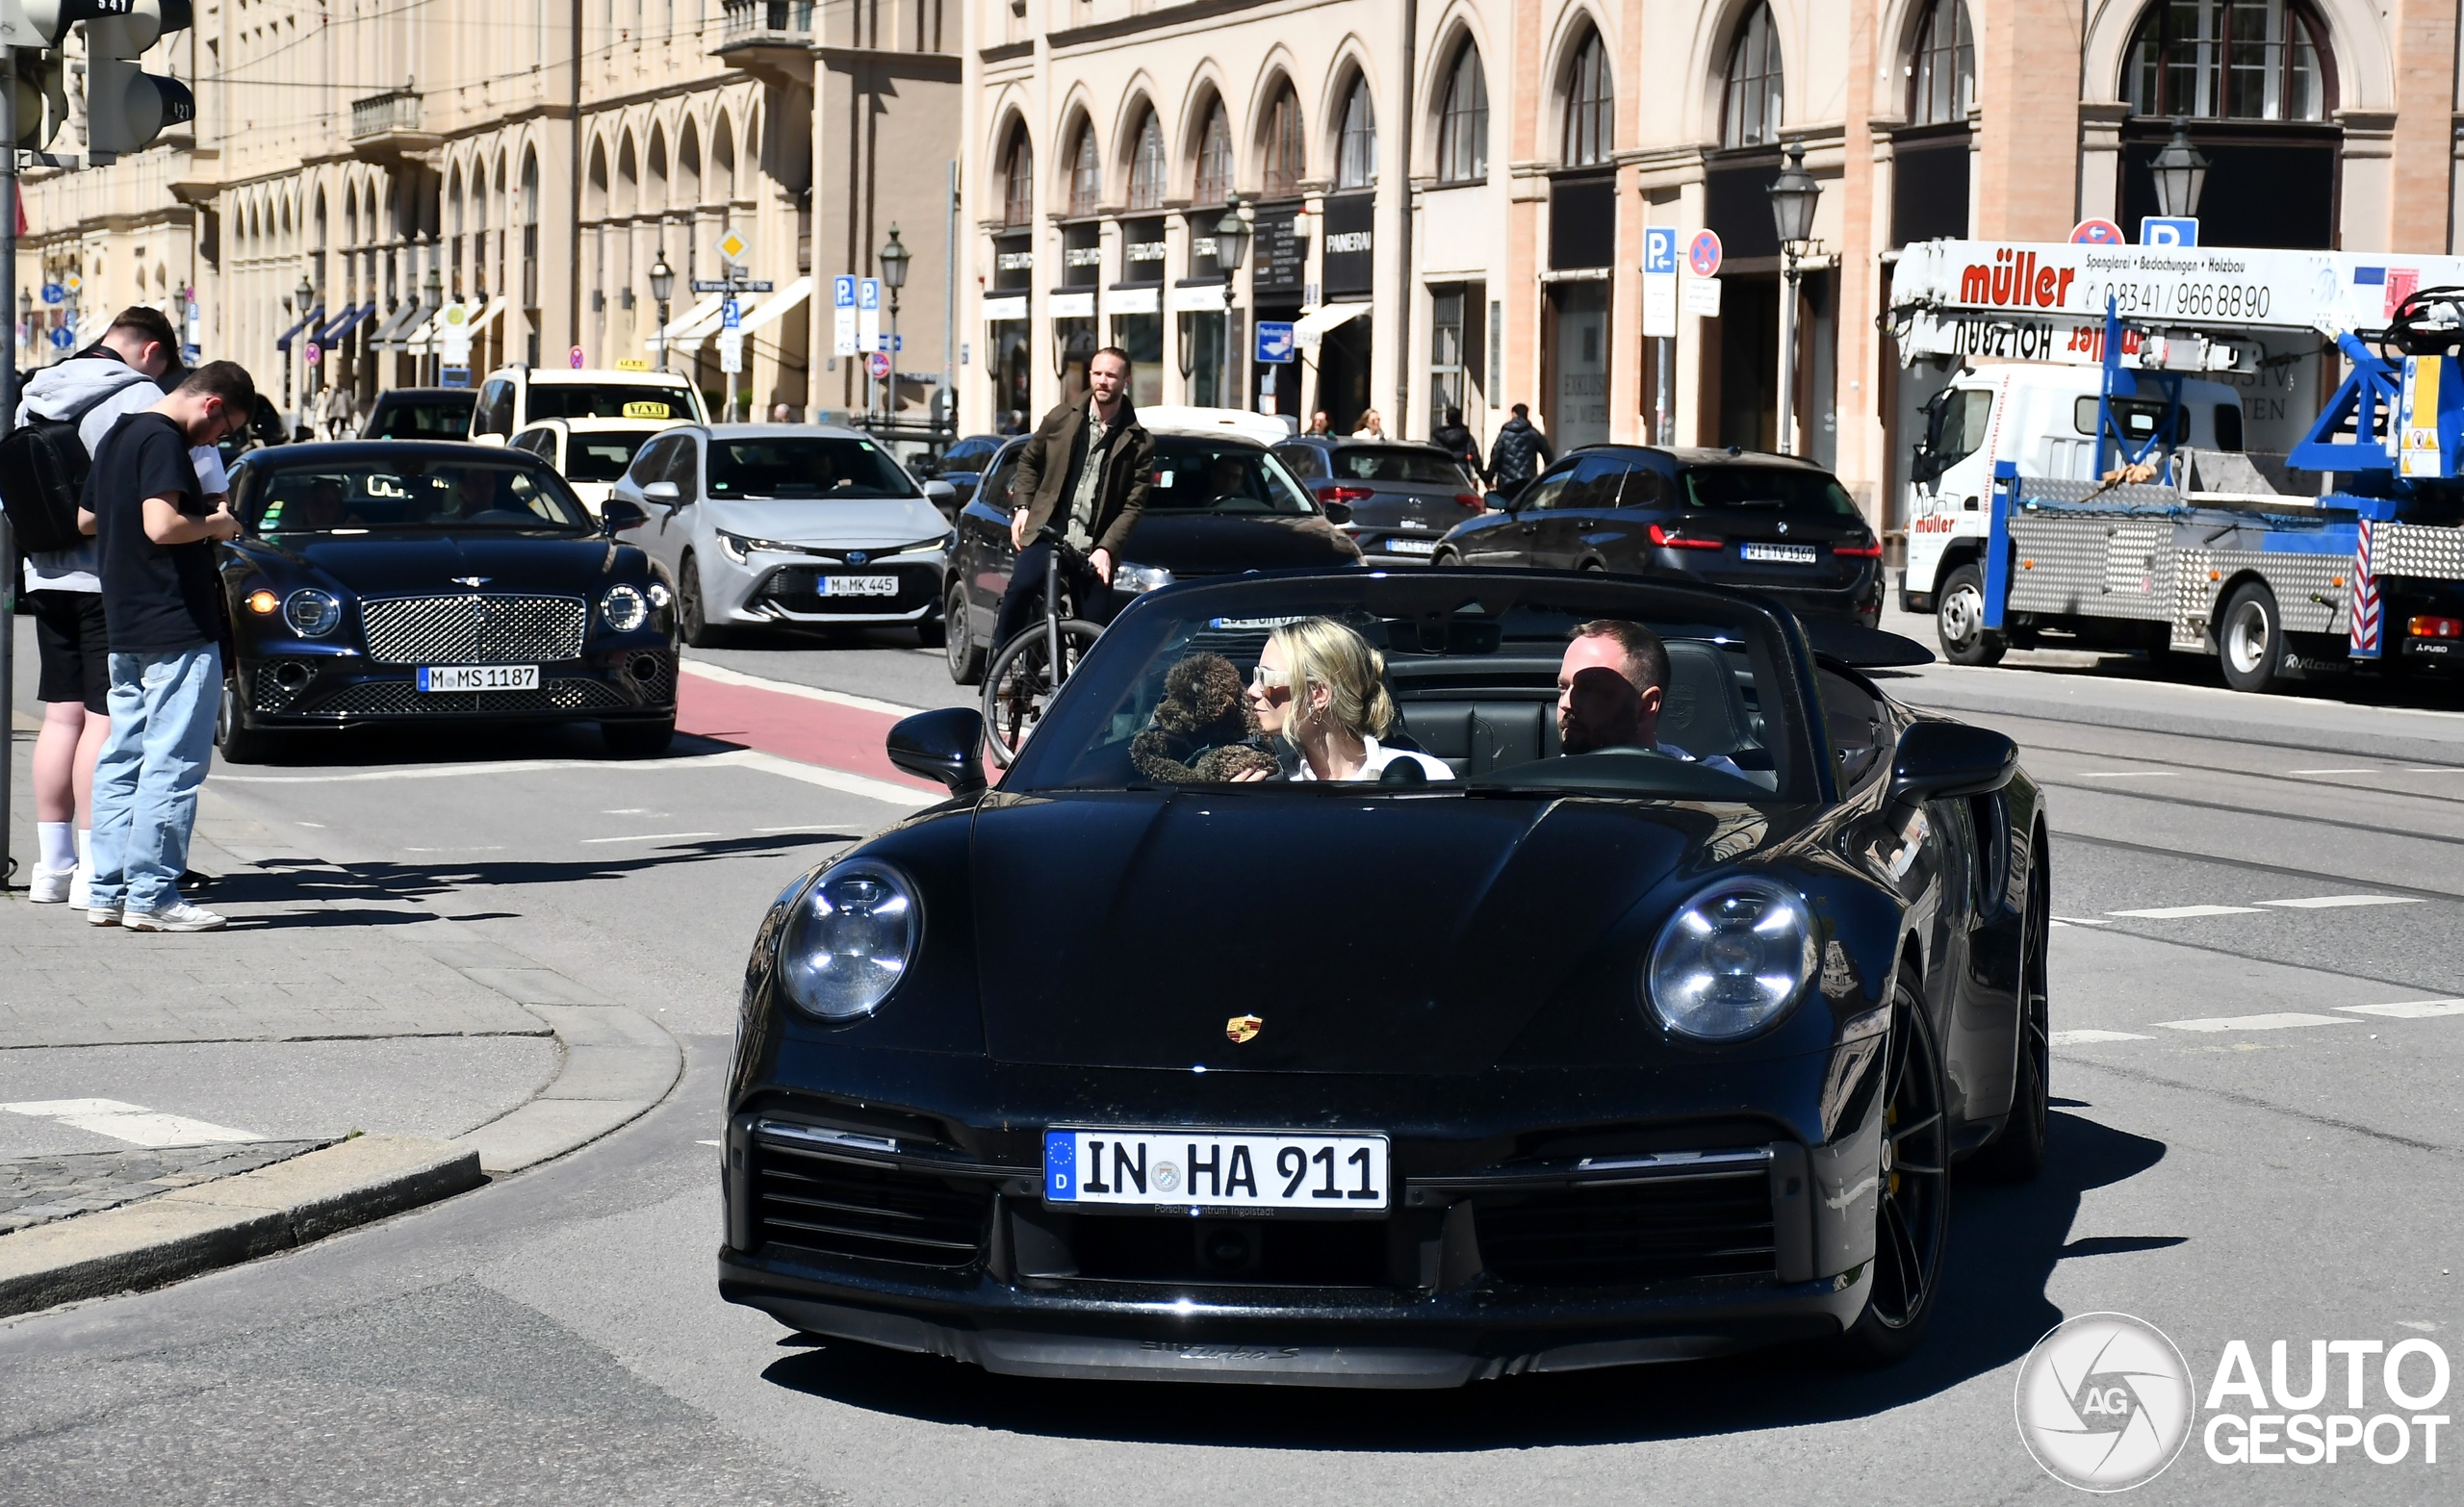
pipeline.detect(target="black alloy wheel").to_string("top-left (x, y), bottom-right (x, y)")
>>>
top-left (678, 555), bottom-right (727, 649)
top-left (2218, 580), bottom-right (2288, 694)
top-left (943, 580), bottom-right (986, 684)
top-left (1978, 839), bottom-right (2051, 1182)
top-left (1837, 971), bottom-right (1951, 1366)
top-left (1431, 548), bottom-right (1463, 569)
top-left (1935, 564), bottom-right (2008, 667)
top-left (215, 680), bottom-right (276, 765)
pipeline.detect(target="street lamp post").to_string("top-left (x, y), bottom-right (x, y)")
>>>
top-left (879, 224), bottom-right (911, 427)
top-left (1212, 196), bottom-right (1250, 411)
top-left (295, 275), bottom-right (318, 413)
top-left (2149, 118), bottom-right (2210, 220)
top-left (421, 258), bottom-right (443, 387)
top-left (1765, 141), bottom-right (1820, 458)
top-left (648, 250), bottom-right (676, 373)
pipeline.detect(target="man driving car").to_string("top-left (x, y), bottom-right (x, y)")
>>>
top-left (1557, 619), bottom-right (1743, 775)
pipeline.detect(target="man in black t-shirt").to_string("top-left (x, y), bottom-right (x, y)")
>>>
top-left (84, 362), bottom-right (258, 932)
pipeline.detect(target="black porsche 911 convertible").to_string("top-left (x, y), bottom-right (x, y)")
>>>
top-left (719, 569), bottom-right (2049, 1387)
top-left (212, 441), bottom-right (680, 761)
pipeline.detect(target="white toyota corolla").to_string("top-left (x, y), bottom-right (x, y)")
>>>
top-left (609, 422), bottom-right (955, 647)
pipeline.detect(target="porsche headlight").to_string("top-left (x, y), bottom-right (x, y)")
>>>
top-left (778, 863), bottom-right (918, 1021)
top-left (601, 582), bottom-right (648, 631)
top-left (1645, 876), bottom-right (1817, 1040)
top-left (1112, 560), bottom-right (1174, 594)
top-left (284, 588), bottom-right (343, 638)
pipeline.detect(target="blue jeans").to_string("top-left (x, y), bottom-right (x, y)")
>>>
top-left (88, 645), bottom-right (222, 914)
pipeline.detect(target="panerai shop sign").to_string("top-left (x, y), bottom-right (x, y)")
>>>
top-left (2014, 1314), bottom-right (2450, 1493)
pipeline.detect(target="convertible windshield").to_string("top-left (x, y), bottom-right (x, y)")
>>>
top-left (244, 461), bottom-right (594, 534)
top-left (1145, 440), bottom-right (1319, 516)
top-left (1681, 466), bottom-right (1860, 517)
top-left (523, 383), bottom-right (699, 421)
top-left (706, 437), bottom-right (920, 498)
top-left (1005, 576), bottom-right (1814, 802)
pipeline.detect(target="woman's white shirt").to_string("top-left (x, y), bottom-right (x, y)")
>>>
top-left (1291, 734), bottom-right (1454, 782)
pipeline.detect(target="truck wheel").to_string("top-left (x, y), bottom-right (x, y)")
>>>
top-left (2219, 581), bottom-right (2290, 693)
top-left (1936, 565), bottom-right (2007, 667)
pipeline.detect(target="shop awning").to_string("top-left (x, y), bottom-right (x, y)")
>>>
top-left (462, 295), bottom-right (507, 336)
top-left (644, 292), bottom-right (729, 352)
top-left (366, 300), bottom-right (424, 350)
top-left (314, 304), bottom-right (373, 348)
top-left (668, 292), bottom-right (764, 354)
top-left (274, 306), bottom-right (324, 352)
top-left (402, 298), bottom-right (484, 356)
top-left (731, 276), bottom-right (810, 335)
top-left (1293, 300), bottom-right (1372, 351)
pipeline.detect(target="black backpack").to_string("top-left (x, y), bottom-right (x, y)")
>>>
top-left (0, 371), bottom-right (149, 554)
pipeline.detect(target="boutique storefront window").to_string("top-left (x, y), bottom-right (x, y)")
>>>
top-left (1113, 215), bottom-right (1167, 407)
top-left (1055, 221), bottom-right (1101, 400)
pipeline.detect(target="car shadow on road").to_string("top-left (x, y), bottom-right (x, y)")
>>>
top-left (756, 1107), bottom-right (2171, 1449)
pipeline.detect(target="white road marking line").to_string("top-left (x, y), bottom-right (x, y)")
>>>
top-left (696, 1138), bottom-right (723, 1146)
top-left (2107, 905), bottom-right (2268, 919)
top-left (209, 746), bottom-right (937, 806)
top-left (679, 658), bottom-right (926, 718)
top-left (728, 750), bottom-right (938, 808)
top-left (404, 846), bottom-right (505, 853)
top-left (578, 830), bottom-right (720, 844)
top-left (1, 1099), bottom-right (264, 1147)
top-left (2071, 771), bottom-right (2181, 779)
top-left (2152, 1012), bottom-right (2360, 1034)
top-left (2051, 1030), bottom-right (2152, 1045)
top-left (2338, 999), bottom-right (2464, 1019)
top-left (2255, 895), bottom-right (2424, 909)
top-left (2290, 768), bottom-right (2374, 775)
top-left (2051, 915), bottom-right (2113, 926)
top-left (2398, 767), bottom-right (2464, 774)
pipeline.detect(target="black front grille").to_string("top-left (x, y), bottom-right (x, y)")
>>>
top-left (361, 593), bottom-right (587, 664)
top-left (752, 1140), bottom-right (994, 1268)
top-left (1474, 1172), bottom-right (1776, 1288)
top-left (305, 677), bottom-right (627, 715)
top-left (756, 563), bottom-right (937, 616)
top-left (1068, 1214), bottom-right (1390, 1287)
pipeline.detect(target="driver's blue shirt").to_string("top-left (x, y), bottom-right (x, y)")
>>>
top-left (1657, 741), bottom-right (1748, 779)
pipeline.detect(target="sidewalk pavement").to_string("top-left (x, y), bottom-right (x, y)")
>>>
top-left (3, 707), bottom-right (682, 1316)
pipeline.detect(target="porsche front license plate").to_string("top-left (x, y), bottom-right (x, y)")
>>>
top-left (1384, 537), bottom-right (1439, 555)
top-left (417, 664), bottom-right (540, 692)
top-left (1043, 1129), bottom-right (1389, 1212)
top-left (819, 575), bottom-right (900, 597)
top-left (1741, 542), bottom-right (1819, 565)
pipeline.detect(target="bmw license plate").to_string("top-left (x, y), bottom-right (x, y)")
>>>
top-left (1741, 542), bottom-right (1818, 565)
top-left (418, 665), bottom-right (540, 692)
top-left (1383, 537), bottom-right (1439, 556)
top-left (819, 575), bottom-right (900, 597)
top-left (1044, 1129), bottom-right (1389, 1212)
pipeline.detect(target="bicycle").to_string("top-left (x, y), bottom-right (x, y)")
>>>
top-left (981, 526), bottom-right (1106, 767)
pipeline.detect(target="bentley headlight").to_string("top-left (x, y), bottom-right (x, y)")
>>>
top-left (601, 582), bottom-right (648, 631)
top-left (284, 588), bottom-right (342, 638)
top-left (1113, 560), bottom-right (1175, 594)
top-left (1645, 876), bottom-right (1817, 1040)
top-left (645, 580), bottom-right (673, 609)
top-left (778, 863), bottom-right (919, 1021)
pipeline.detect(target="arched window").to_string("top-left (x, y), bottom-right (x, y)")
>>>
top-left (1907, 0), bottom-right (1974, 125)
top-left (1126, 107), bottom-right (1166, 210)
top-left (1194, 99), bottom-right (1232, 207)
top-left (1438, 40), bottom-right (1488, 185)
top-left (1001, 125), bottom-right (1036, 227)
top-left (1262, 82), bottom-right (1304, 197)
top-left (1721, 3), bottom-right (1784, 148)
top-left (1335, 75), bottom-right (1375, 190)
top-left (1067, 118), bottom-right (1100, 217)
top-left (1561, 27), bottom-right (1611, 166)
top-left (2125, 0), bottom-right (2326, 121)
top-left (521, 151), bottom-right (540, 314)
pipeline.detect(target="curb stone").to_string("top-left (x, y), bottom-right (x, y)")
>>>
top-left (0, 1133), bottom-right (483, 1317)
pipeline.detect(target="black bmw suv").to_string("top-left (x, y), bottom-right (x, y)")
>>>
top-left (1432, 446), bottom-right (1883, 625)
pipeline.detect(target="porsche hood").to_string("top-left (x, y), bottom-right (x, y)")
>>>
top-left (967, 790), bottom-right (1779, 1074)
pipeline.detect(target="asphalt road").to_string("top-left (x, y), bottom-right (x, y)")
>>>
top-left (3, 618), bottom-right (2459, 1505)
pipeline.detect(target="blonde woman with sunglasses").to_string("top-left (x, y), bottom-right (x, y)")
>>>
top-left (1236, 618), bottom-right (1453, 782)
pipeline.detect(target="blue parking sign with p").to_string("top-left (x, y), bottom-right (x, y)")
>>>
top-left (1643, 227), bottom-right (1678, 276)
top-left (2140, 217), bottom-right (2198, 247)
top-left (1255, 320), bottom-right (1296, 365)
top-left (834, 275), bottom-right (856, 308)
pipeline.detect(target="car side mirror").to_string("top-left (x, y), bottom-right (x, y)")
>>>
top-left (1887, 720), bottom-right (2018, 805)
top-left (600, 497), bottom-right (649, 533)
top-left (887, 707), bottom-right (988, 796)
top-left (1321, 501), bottom-right (1352, 525)
top-left (642, 480), bottom-right (682, 508)
top-left (923, 479), bottom-right (958, 508)
top-left (1483, 492), bottom-right (1512, 513)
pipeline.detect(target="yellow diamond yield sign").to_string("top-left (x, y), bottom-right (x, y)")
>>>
top-left (717, 230), bottom-right (749, 264)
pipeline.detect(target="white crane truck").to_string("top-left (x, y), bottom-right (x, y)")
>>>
top-left (1887, 238), bottom-right (2464, 692)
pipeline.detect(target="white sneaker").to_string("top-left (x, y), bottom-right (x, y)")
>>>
top-left (28, 867), bottom-right (73, 904)
top-left (123, 902), bottom-right (227, 932)
top-left (68, 859), bottom-right (92, 910)
top-left (87, 904), bottom-right (123, 927)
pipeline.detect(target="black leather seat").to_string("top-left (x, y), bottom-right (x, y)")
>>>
top-left (1658, 640), bottom-right (1754, 760)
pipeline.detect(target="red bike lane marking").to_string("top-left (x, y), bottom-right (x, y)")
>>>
top-left (674, 673), bottom-right (944, 793)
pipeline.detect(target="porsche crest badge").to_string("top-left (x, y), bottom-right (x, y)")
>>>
top-left (1225, 1014), bottom-right (1263, 1044)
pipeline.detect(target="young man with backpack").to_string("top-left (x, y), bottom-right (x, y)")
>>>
top-left (1, 307), bottom-right (192, 907)
top-left (81, 361), bottom-right (258, 932)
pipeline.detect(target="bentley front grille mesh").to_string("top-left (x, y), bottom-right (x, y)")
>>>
top-left (309, 678), bottom-right (625, 715)
top-left (360, 594), bottom-right (587, 665)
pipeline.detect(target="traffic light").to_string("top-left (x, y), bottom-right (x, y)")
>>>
top-left (83, 0), bottom-right (192, 156)
top-left (0, 0), bottom-right (113, 151)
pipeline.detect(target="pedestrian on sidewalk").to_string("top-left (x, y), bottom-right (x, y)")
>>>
top-left (1350, 409), bottom-right (1386, 440)
top-left (83, 361), bottom-right (259, 933)
top-left (993, 346), bottom-right (1153, 652)
top-left (1486, 402), bottom-right (1553, 498)
top-left (1431, 406), bottom-right (1480, 481)
top-left (8, 307), bottom-right (192, 908)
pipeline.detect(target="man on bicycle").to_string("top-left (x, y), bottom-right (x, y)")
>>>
top-left (995, 346), bottom-right (1154, 653)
